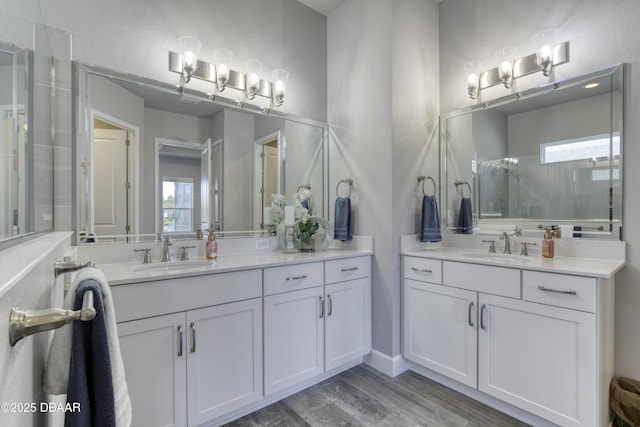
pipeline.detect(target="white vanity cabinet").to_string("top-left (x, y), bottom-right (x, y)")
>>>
top-left (264, 256), bottom-right (372, 395)
top-left (402, 256), bottom-right (615, 427)
top-left (114, 269), bottom-right (263, 427)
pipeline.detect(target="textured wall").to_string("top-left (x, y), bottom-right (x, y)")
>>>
top-left (439, 0), bottom-right (640, 378)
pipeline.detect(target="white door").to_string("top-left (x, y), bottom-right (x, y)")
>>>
top-left (93, 128), bottom-right (129, 236)
top-left (403, 279), bottom-right (478, 388)
top-left (264, 286), bottom-right (325, 395)
top-left (186, 299), bottom-right (263, 426)
top-left (118, 313), bottom-right (187, 427)
top-left (325, 278), bottom-right (371, 370)
top-left (478, 294), bottom-right (597, 426)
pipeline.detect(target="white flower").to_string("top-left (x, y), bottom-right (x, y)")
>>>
top-left (272, 193), bottom-right (286, 207)
top-left (299, 187), bottom-right (311, 201)
top-left (294, 204), bottom-right (309, 221)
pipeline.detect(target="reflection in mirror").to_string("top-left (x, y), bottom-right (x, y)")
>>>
top-left (74, 63), bottom-right (327, 243)
top-left (0, 43), bottom-right (30, 241)
top-left (442, 64), bottom-right (623, 239)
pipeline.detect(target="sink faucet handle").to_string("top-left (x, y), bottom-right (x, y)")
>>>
top-left (179, 245), bottom-right (197, 261)
top-left (514, 225), bottom-right (523, 237)
top-left (482, 239), bottom-right (496, 253)
top-left (134, 248), bottom-right (152, 264)
top-left (520, 242), bottom-right (537, 256)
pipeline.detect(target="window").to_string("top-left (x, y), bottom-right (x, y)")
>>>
top-left (163, 178), bottom-right (193, 232)
top-left (540, 133), bottom-right (620, 164)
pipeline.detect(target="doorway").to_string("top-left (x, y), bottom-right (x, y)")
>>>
top-left (253, 131), bottom-right (281, 229)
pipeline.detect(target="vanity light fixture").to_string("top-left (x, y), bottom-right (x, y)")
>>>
top-left (212, 47), bottom-right (233, 92)
top-left (178, 36), bottom-right (201, 85)
top-left (532, 29), bottom-right (559, 77)
top-left (464, 60), bottom-right (483, 99)
top-left (464, 33), bottom-right (569, 99)
top-left (495, 47), bottom-right (517, 88)
top-left (168, 46), bottom-right (291, 108)
top-left (244, 59), bottom-right (263, 100)
top-left (271, 69), bottom-right (289, 107)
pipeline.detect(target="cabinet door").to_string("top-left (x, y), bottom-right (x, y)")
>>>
top-left (478, 294), bottom-right (597, 426)
top-left (403, 279), bottom-right (478, 388)
top-left (264, 286), bottom-right (325, 395)
top-left (186, 298), bottom-right (263, 426)
top-left (118, 313), bottom-right (187, 427)
top-left (325, 277), bottom-right (371, 371)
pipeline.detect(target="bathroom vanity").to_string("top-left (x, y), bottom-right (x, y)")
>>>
top-left (402, 243), bottom-right (624, 427)
top-left (99, 245), bottom-right (372, 427)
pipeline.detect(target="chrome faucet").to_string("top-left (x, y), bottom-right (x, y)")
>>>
top-left (162, 236), bottom-right (173, 262)
top-left (499, 231), bottom-right (511, 254)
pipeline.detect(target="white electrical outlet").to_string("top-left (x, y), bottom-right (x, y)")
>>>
top-left (255, 238), bottom-right (269, 250)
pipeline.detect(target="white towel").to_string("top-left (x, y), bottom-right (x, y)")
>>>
top-left (43, 267), bottom-right (132, 427)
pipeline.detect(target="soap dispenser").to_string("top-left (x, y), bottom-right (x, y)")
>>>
top-left (542, 228), bottom-right (554, 258)
top-left (206, 230), bottom-right (218, 260)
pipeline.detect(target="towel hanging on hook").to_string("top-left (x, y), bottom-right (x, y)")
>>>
top-left (334, 178), bottom-right (353, 241)
top-left (417, 175), bottom-right (441, 242)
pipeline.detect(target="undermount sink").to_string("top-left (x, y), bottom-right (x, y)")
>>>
top-left (135, 260), bottom-right (216, 273)
top-left (463, 252), bottom-right (530, 265)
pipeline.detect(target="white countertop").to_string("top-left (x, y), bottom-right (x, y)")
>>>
top-left (401, 246), bottom-right (625, 278)
top-left (99, 248), bottom-right (373, 286)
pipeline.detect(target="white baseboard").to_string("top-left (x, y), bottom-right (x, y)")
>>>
top-left (364, 349), bottom-right (409, 378)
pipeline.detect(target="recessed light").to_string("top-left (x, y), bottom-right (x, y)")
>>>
top-left (584, 82), bottom-right (600, 89)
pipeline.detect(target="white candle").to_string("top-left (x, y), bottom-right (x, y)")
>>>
top-left (263, 207), bottom-right (273, 225)
top-left (284, 206), bottom-right (295, 225)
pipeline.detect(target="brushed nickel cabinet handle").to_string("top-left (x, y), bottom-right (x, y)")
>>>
top-left (341, 267), bottom-right (358, 272)
top-left (190, 322), bottom-right (196, 353)
top-left (286, 275), bottom-right (308, 281)
top-left (411, 267), bottom-right (432, 273)
top-left (177, 325), bottom-right (183, 357)
top-left (468, 301), bottom-right (475, 327)
top-left (480, 304), bottom-right (487, 330)
top-left (327, 294), bottom-right (333, 316)
top-left (319, 296), bottom-right (324, 318)
top-left (538, 285), bottom-right (577, 295)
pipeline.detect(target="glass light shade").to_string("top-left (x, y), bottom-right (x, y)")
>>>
top-left (178, 36), bottom-right (201, 82)
top-left (212, 47), bottom-right (233, 91)
top-left (244, 59), bottom-right (263, 100)
top-left (271, 69), bottom-right (289, 106)
top-left (464, 60), bottom-right (483, 99)
top-left (495, 46), bottom-right (517, 88)
top-left (533, 29), bottom-right (559, 76)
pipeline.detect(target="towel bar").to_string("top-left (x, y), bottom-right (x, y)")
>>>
top-left (9, 290), bottom-right (96, 347)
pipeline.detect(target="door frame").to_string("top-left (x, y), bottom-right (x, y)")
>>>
top-left (253, 130), bottom-right (281, 229)
top-left (89, 109), bottom-right (139, 237)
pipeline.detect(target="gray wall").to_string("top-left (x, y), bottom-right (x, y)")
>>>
top-left (439, 0), bottom-right (640, 379)
top-left (328, 0), bottom-right (440, 357)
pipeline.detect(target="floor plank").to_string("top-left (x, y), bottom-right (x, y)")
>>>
top-left (226, 364), bottom-right (530, 426)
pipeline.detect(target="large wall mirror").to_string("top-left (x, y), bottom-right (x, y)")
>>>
top-left (74, 63), bottom-right (327, 243)
top-left (442, 64), bottom-right (623, 239)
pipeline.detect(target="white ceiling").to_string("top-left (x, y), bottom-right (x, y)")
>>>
top-left (297, 0), bottom-right (345, 16)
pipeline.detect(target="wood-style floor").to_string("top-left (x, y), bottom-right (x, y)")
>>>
top-left (225, 364), bottom-right (531, 426)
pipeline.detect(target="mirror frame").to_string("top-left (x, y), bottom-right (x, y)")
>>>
top-left (73, 62), bottom-right (329, 244)
top-left (440, 63), bottom-right (624, 239)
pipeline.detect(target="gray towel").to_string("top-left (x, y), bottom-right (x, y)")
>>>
top-left (420, 195), bottom-right (441, 242)
top-left (456, 197), bottom-right (473, 234)
top-left (334, 197), bottom-right (352, 241)
top-left (65, 280), bottom-right (116, 427)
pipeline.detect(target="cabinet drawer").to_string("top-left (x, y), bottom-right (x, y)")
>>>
top-left (523, 271), bottom-right (597, 313)
top-left (264, 262), bottom-right (324, 295)
top-left (404, 257), bottom-right (442, 284)
top-left (325, 256), bottom-right (371, 284)
top-left (443, 261), bottom-right (520, 299)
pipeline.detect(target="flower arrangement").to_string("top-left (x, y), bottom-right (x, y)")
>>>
top-left (271, 193), bottom-right (286, 226)
top-left (293, 186), bottom-right (332, 251)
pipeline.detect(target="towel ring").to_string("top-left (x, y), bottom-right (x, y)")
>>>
top-left (297, 184), bottom-right (311, 193)
top-left (418, 176), bottom-right (437, 196)
top-left (455, 180), bottom-right (471, 198)
top-left (336, 178), bottom-right (353, 198)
